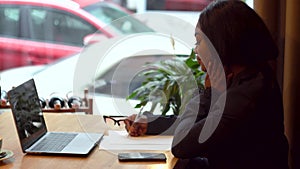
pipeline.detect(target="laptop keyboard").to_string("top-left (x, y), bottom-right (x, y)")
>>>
top-left (31, 133), bottom-right (78, 152)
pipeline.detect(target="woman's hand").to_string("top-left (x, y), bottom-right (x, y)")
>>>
top-left (124, 114), bottom-right (148, 137)
top-left (204, 73), bottom-right (211, 88)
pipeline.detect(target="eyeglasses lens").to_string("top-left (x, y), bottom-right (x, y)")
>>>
top-left (103, 116), bottom-right (126, 129)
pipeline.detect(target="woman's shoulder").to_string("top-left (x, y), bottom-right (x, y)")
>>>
top-left (229, 68), bottom-right (268, 96)
top-left (222, 69), bottom-right (272, 112)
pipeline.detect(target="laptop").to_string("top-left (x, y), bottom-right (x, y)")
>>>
top-left (7, 79), bottom-right (103, 156)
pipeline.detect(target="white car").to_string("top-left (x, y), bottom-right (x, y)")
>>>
top-left (1, 34), bottom-right (192, 116)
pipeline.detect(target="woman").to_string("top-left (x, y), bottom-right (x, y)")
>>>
top-left (125, 1), bottom-right (289, 169)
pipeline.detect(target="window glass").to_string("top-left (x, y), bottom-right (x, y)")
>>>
top-left (83, 2), bottom-right (153, 34)
top-left (28, 7), bottom-right (99, 46)
top-left (245, 0), bottom-right (253, 8)
top-left (0, 6), bottom-right (20, 37)
top-left (93, 55), bottom-right (177, 97)
top-left (30, 9), bottom-right (46, 25)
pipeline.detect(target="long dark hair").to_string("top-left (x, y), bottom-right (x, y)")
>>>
top-left (198, 0), bottom-right (278, 67)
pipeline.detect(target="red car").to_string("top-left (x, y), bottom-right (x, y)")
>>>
top-left (146, 0), bottom-right (212, 11)
top-left (165, 0), bottom-right (212, 11)
top-left (0, 0), bottom-right (153, 71)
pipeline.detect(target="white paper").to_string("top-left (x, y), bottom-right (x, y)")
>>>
top-left (99, 130), bottom-right (173, 151)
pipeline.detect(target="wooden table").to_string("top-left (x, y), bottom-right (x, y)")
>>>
top-left (0, 111), bottom-right (178, 169)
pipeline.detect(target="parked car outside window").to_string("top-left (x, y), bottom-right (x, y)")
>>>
top-left (74, 0), bottom-right (153, 34)
top-left (0, 0), bottom-right (153, 71)
top-left (0, 35), bottom-right (192, 116)
top-left (113, 0), bottom-right (213, 11)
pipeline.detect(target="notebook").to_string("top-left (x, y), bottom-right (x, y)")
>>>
top-left (7, 79), bottom-right (103, 155)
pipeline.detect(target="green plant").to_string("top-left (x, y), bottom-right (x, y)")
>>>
top-left (126, 50), bottom-right (206, 116)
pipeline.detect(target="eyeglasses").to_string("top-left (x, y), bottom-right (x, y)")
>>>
top-left (103, 115), bottom-right (127, 128)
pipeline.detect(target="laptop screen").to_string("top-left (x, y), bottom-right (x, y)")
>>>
top-left (8, 79), bottom-right (48, 152)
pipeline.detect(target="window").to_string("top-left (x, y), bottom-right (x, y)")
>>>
top-left (83, 2), bottom-right (153, 34)
top-left (245, 0), bottom-right (253, 8)
top-left (28, 7), bottom-right (98, 46)
top-left (0, 6), bottom-right (20, 37)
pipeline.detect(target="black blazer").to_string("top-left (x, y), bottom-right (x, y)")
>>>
top-left (146, 67), bottom-right (289, 169)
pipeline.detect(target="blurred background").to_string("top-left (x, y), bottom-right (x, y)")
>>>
top-left (0, 0), bottom-right (254, 114)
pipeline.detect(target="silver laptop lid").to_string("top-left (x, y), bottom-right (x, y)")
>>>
top-left (8, 79), bottom-right (48, 153)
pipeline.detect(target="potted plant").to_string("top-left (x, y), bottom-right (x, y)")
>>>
top-left (126, 49), bottom-right (206, 116)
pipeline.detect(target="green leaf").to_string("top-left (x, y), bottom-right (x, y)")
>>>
top-left (126, 49), bottom-right (206, 116)
top-left (126, 91), bottom-right (137, 100)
